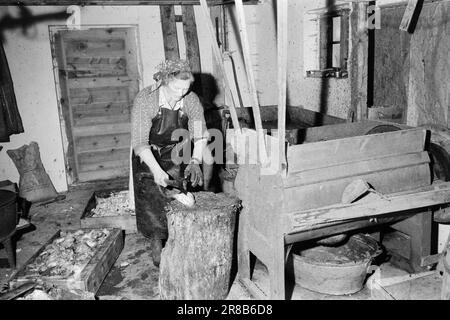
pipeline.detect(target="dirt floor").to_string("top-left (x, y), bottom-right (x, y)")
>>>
top-left (0, 179), bottom-right (445, 300)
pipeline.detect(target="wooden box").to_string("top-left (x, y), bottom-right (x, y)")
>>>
top-left (81, 188), bottom-right (137, 234)
top-left (12, 228), bottom-right (124, 294)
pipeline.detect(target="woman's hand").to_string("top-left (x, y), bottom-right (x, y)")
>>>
top-left (184, 159), bottom-right (203, 187)
top-left (152, 167), bottom-right (169, 187)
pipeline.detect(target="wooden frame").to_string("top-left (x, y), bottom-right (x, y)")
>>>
top-left (11, 228), bottom-right (124, 294)
top-left (80, 187), bottom-right (137, 234)
top-left (0, 1), bottom-right (259, 6)
top-left (49, 25), bottom-right (142, 184)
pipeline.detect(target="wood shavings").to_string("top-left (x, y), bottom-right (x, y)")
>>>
top-left (91, 190), bottom-right (135, 217)
top-left (24, 229), bottom-right (110, 279)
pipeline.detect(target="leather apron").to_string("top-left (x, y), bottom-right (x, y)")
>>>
top-left (132, 103), bottom-right (189, 240)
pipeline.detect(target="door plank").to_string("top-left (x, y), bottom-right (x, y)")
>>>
top-left (76, 133), bottom-right (131, 153)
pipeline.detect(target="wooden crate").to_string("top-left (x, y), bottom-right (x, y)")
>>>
top-left (81, 188), bottom-right (137, 234)
top-left (11, 228), bottom-right (124, 294)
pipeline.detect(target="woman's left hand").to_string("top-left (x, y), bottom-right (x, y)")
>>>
top-left (184, 160), bottom-right (203, 187)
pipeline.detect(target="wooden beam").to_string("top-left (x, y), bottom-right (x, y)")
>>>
top-left (198, 0), bottom-right (240, 131)
top-left (290, 181), bottom-right (450, 232)
top-left (277, 0), bottom-right (287, 171)
top-left (1, 0), bottom-right (259, 6)
top-left (349, 2), bottom-right (369, 121)
top-left (182, 6), bottom-right (201, 74)
top-left (160, 5), bottom-right (180, 60)
top-left (399, 0), bottom-right (422, 32)
top-left (182, 5), bottom-right (203, 95)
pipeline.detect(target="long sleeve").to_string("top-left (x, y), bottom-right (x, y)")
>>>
top-left (130, 86), bottom-right (159, 156)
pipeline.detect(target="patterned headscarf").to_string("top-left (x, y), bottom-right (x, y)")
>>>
top-left (153, 59), bottom-right (192, 82)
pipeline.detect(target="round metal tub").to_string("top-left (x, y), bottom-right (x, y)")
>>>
top-left (292, 234), bottom-right (381, 295)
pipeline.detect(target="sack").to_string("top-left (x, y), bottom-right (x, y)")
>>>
top-left (7, 142), bottom-right (58, 203)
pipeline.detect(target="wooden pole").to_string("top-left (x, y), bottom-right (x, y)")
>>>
top-left (199, 0), bottom-right (241, 131)
top-left (349, 2), bottom-right (369, 121)
top-left (160, 5), bottom-right (180, 60)
top-left (277, 0), bottom-right (288, 171)
top-left (442, 233), bottom-right (450, 300)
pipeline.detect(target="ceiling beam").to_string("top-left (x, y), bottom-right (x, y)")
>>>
top-left (0, 0), bottom-right (259, 6)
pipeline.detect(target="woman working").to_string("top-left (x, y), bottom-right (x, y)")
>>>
top-left (131, 59), bottom-right (209, 267)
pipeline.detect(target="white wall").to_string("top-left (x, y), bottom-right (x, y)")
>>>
top-left (0, 5), bottom-right (213, 192)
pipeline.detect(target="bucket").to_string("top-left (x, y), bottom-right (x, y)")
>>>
top-left (291, 234), bottom-right (381, 295)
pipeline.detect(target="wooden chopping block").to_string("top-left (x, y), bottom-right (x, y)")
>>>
top-left (159, 192), bottom-right (240, 300)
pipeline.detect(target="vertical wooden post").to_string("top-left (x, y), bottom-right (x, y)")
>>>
top-left (182, 5), bottom-right (204, 96)
top-left (277, 0), bottom-right (288, 171)
top-left (160, 5), bottom-right (179, 60)
top-left (349, 2), bottom-right (369, 121)
top-left (442, 234), bottom-right (450, 300)
top-left (182, 6), bottom-right (201, 74)
top-left (199, 0), bottom-right (240, 131)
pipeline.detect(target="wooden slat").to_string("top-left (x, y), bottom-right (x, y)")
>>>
top-left (287, 128), bottom-right (426, 174)
top-left (0, 0), bottom-right (257, 5)
top-left (284, 151), bottom-right (430, 188)
top-left (68, 76), bottom-right (132, 89)
top-left (198, 0), bottom-right (240, 131)
top-left (65, 39), bottom-right (125, 58)
top-left (78, 147), bottom-right (129, 165)
top-left (79, 159), bottom-right (130, 172)
top-left (283, 164), bottom-right (431, 212)
top-left (277, 0), bottom-right (288, 171)
top-left (80, 229), bottom-right (124, 293)
top-left (78, 167), bottom-right (129, 182)
top-left (69, 87), bottom-right (129, 105)
top-left (61, 29), bottom-right (127, 41)
top-left (66, 59), bottom-right (127, 78)
top-left (290, 181), bottom-right (450, 232)
top-left (295, 120), bottom-right (407, 144)
top-left (76, 132), bottom-right (131, 153)
top-left (73, 101), bottom-right (130, 117)
top-left (160, 5), bottom-right (180, 60)
top-left (53, 32), bottom-right (79, 182)
top-left (72, 122), bottom-right (131, 137)
top-left (74, 113), bottom-right (130, 127)
top-left (182, 5), bottom-right (201, 74)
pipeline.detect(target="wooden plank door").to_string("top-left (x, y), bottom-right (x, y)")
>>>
top-left (52, 27), bottom-right (139, 183)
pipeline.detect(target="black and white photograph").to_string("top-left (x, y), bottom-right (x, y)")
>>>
top-left (0, 0), bottom-right (449, 305)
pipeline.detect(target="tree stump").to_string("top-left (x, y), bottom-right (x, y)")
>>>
top-left (159, 192), bottom-right (240, 300)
